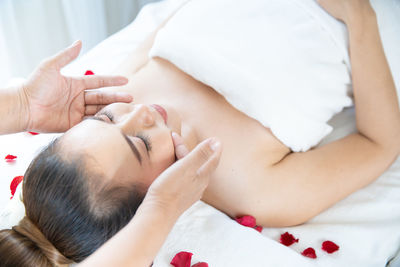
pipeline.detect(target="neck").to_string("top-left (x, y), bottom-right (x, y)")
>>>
top-left (180, 120), bottom-right (200, 152)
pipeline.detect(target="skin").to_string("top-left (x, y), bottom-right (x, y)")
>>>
top-left (64, 0), bottom-right (400, 229)
top-left (61, 103), bottom-right (180, 187)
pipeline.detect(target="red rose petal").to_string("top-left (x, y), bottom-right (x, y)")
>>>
top-left (322, 240), bottom-right (339, 254)
top-left (279, 232), bottom-right (299, 246)
top-left (85, 70), bottom-right (95, 75)
top-left (254, 225), bottom-right (263, 232)
top-left (171, 251), bottom-right (193, 267)
top-left (301, 247), bottom-right (317, 259)
top-left (5, 154), bottom-right (17, 163)
top-left (235, 215), bottom-right (257, 228)
top-left (10, 176), bottom-right (24, 199)
top-left (191, 262), bottom-right (208, 267)
top-left (28, 131), bottom-right (39, 135)
top-left (5, 154), bottom-right (17, 160)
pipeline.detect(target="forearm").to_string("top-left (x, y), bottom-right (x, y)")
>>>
top-left (347, 8), bottom-right (400, 152)
top-left (0, 86), bottom-right (27, 134)
top-left (78, 203), bottom-right (178, 267)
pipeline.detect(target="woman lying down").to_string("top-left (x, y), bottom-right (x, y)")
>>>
top-left (2, 0), bottom-right (400, 265)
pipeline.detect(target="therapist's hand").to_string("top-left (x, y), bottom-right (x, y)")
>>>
top-left (20, 40), bottom-right (132, 133)
top-left (143, 133), bottom-right (222, 219)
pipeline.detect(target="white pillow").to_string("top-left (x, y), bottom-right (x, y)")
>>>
top-left (150, 0), bottom-right (353, 152)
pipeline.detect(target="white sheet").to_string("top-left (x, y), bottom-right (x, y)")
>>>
top-left (1, 0), bottom-right (400, 266)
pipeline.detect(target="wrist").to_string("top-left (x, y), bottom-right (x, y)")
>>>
top-left (345, 2), bottom-right (376, 27)
top-left (0, 85), bottom-right (30, 134)
top-left (16, 84), bottom-right (31, 132)
top-left (136, 196), bottom-right (181, 227)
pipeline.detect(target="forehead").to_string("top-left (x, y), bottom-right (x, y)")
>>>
top-left (60, 120), bottom-right (143, 183)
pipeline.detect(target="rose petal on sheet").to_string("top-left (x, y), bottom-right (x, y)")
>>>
top-left (191, 262), bottom-right (209, 267)
top-left (5, 154), bottom-right (17, 163)
top-left (322, 240), bottom-right (339, 253)
top-left (301, 247), bottom-right (317, 259)
top-left (254, 225), bottom-right (263, 232)
top-left (171, 251), bottom-right (193, 267)
top-left (28, 131), bottom-right (39, 135)
top-left (279, 232), bottom-right (299, 246)
top-left (235, 215), bottom-right (257, 228)
top-left (85, 70), bottom-right (95, 75)
top-left (10, 176), bottom-right (24, 199)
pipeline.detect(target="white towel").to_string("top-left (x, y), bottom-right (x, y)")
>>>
top-left (150, 0), bottom-right (353, 152)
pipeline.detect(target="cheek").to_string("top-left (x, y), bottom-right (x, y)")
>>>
top-left (149, 132), bottom-right (175, 176)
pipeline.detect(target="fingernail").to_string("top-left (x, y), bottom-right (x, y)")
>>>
top-left (117, 92), bottom-right (132, 99)
top-left (171, 132), bottom-right (180, 140)
top-left (118, 77), bottom-right (128, 83)
top-left (209, 138), bottom-right (220, 151)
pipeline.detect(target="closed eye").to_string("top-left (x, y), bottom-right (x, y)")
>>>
top-left (84, 116), bottom-right (144, 164)
top-left (97, 110), bottom-right (114, 122)
top-left (87, 110), bottom-right (152, 154)
top-left (136, 134), bottom-right (152, 152)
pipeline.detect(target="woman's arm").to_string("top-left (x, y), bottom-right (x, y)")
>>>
top-left (259, 0), bottom-right (400, 227)
top-left (78, 135), bottom-right (221, 267)
top-left (345, 1), bottom-right (400, 150)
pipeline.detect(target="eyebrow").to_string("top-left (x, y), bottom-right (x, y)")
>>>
top-left (85, 116), bottom-right (142, 165)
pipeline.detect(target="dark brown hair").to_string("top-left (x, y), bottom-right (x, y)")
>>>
top-left (0, 138), bottom-right (146, 266)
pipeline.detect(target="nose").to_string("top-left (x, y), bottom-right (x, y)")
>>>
top-left (123, 104), bottom-right (155, 129)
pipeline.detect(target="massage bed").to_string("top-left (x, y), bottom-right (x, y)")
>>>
top-left (1, 0), bottom-right (400, 266)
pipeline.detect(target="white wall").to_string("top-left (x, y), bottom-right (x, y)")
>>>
top-left (0, 0), bottom-right (160, 85)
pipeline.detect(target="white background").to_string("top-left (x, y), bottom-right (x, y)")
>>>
top-left (0, 0), bottom-right (160, 86)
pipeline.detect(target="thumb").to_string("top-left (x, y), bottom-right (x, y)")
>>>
top-left (47, 40), bottom-right (82, 69)
top-left (172, 132), bottom-right (190, 160)
top-left (175, 137), bottom-right (222, 178)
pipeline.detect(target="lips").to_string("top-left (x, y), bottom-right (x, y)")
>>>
top-left (151, 104), bottom-right (168, 124)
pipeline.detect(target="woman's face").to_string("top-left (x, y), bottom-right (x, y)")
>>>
top-left (60, 102), bottom-right (182, 187)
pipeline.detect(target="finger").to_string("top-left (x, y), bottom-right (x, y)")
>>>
top-left (172, 132), bottom-right (190, 160)
top-left (196, 145), bottom-right (222, 178)
top-left (85, 90), bottom-right (133, 105)
top-left (81, 75), bottom-right (129, 90)
top-left (175, 138), bottom-right (222, 175)
top-left (84, 105), bottom-right (106, 115)
top-left (47, 40), bottom-right (82, 69)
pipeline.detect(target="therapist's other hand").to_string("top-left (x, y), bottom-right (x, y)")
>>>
top-left (143, 133), bottom-right (222, 218)
top-left (20, 40), bottom-right (132, 132)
